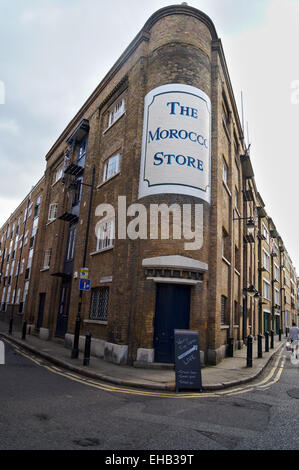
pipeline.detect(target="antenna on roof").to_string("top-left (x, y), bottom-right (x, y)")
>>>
top-left (246, 121), bottom-right (251, 153)
top-left (241, 91), bottom-right (245, 135)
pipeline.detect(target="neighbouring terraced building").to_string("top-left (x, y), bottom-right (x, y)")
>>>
top-left (0, 4), bottom-right (298, 366)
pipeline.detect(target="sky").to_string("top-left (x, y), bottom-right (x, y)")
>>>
top-left (0, 0), bottom-right (299, 267)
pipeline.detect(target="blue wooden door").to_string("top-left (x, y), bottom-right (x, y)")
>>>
top-left (154, 284), bottom-right (191, 364)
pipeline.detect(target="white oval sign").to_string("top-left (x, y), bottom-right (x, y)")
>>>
top-left (139, 84), bottom-right (211, 203)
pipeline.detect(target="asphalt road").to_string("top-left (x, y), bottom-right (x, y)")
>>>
top-left (0, 340), bottom-right (298, 451)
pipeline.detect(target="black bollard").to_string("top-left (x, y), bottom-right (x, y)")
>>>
top-left (9, 318), bottom-right (13, 335)
top-left (83, 333), bottom-right (92, 367)
top-left (258, 334), bottom-right (263, 359)
top-left (22, 321), bottom-right (27, 340)
top-left (265, 331), bottom-right (269, 352)
top-left (247, 335), bottom-right (253, 368)
top-left (286, 328), bottom-right (289, 339)
top-left (279, 329), bottom-right (282, 342)
top-left (270, 330), bottom-right (274, 349)
top-left (227, 337), bottom-right (234, 358)
top-left (71, 316), bottom-right (81, 359)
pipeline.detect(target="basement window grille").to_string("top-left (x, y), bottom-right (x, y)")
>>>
top-left (90, 287), bottom-right (109, 322)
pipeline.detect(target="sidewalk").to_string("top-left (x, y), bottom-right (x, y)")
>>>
top-left (0, 322), bottom-right (285, 392)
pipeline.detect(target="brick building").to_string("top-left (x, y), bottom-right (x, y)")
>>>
top-left (0, 4), bottom-right (298, 365)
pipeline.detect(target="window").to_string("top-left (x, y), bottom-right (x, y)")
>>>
top-left (28, 203), bottom-right (33, 217)
top-left (275, 288), bottom-right (280, 306)
top-left (24, 230), bottom-right (29, 246)
top-left (32, 217), bottom-right (38, 237)
top-left (263, 279), bottom-right (271, 300)
top-left (54, 164), bottom-right (64, 184)
top-left (34, 196), bottom-right (42, 219)
top-left (90, 287), bottom-right (109, 321)
top-left (263, 249), bottom-right (270, 272)
top-left (223, 158), bottom-right (228, 185)
top-left (222, 93), bottom-right (230, 129)
top-left (96, 219), bottom-right (114, 252)
top-left (108, 97), bottom-right (125, 128)
top-left (222, 228), bottom-right (230, 261)
top-left (66, 226), bottom-right (77, 261)
top-left (48, 203), bottom-right (58, 222)
top-left (25, 268), bottom-right (30, 280)
top-left (274, 264), bottom-right (280, 282)
top-left (262, 223), bottom-right (270, 244)
top-left (221, 295), bottom-right (227, 325)
top-left (43, 250), bottom-right (51, 269)
top-left (20, 259), bottom-right (25, 274)
top-left (77, 136), bottom-right (88, 163)
top-left (29, 236), bottom-right (35, 249)
top-left (103, 153), bottom-right (120, 183)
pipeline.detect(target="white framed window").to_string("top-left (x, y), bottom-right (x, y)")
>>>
top-left (263, 249), bottom-right (270, 272)
top-left (108, 97), bottom-right (125, 128)
top-left (54, 163), bottom-right (64, 184)
top-left (24, 230), bottom-right (29, 246)
top-left (275, 288), bottom-right (280, 306)
top-left (103, 153), bottom-right (120, 183)
top-left (235, 188), bottom-right (239, 209)
top-left (43, 249), bottom-right (52, 269)
top-left (262, 223), bottom-right (270, 244)
top-left (16, 288), bottom-right (21, 304)
top-left (223, 158), bottom-right (228, 184)
top-left (66, 225), bottom-right (77, 261)
top-left (96, 219), bottom-right (115, 252)
top-left (274, 264), bottom-right (280, 282)
top-left (48, 203), bottom-right (58, 222)
top-left (28, 203), bottom-right (33, 217)
top-left (23, 281), bottom-right (29, 303)
top-left (6, 286), bottom-right (11, 304)
top-left (263, 279), bottom-right (271, 300)
top-left (32, 217), bottom-right (38, 237)
top-left (20, 259), bottom-right (25, 274)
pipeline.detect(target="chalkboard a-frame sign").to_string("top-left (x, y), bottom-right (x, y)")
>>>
top-left (174, 330), bottom-right (203, 393)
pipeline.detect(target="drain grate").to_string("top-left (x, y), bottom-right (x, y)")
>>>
top-left (287, 389), bottom-right (299, 400)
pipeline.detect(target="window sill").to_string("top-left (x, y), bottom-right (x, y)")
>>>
top-left (46, 219), bottom-right (56, 226)
top-left (221, 325), bottom-right (230, 330)
top-left (222, 181), bottom-right (232, 197)
top-left (90, 246), bottom-right (114, 256)
top-left (97, 171), bottom-right (120, 190)
top-left (84, 320), bottom-right (108, 326)
top-left (222, 257), bottom-right (231, 267)
top-left (40, 268), bottom-right (49, 272)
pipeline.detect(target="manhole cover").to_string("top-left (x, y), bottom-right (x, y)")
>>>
top-left (287, 389), bottom-right (299, 399)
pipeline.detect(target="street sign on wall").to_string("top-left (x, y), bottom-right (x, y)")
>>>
top-left (174, 330), bottom-right (203, 393)
top-left (79, 279), bottom-right (91, 291)
top-left (80, 268), bottom-right (89, 279)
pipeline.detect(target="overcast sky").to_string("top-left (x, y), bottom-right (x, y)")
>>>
top-left (0, 0), bottom-right (299, 268)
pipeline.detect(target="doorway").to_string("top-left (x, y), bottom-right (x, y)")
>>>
top-left (153, 283), bottom-right (191, 364)
top-left (37, 293), bottom-right (46, 329)
top-left (55, 282), bottom-right (71, 338)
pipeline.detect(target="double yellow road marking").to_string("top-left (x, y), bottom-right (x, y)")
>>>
top-left (3, 337), bottom-right (286, 399)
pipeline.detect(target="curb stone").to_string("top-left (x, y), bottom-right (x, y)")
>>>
top-left (0, 332), bottom-right (284, 393)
